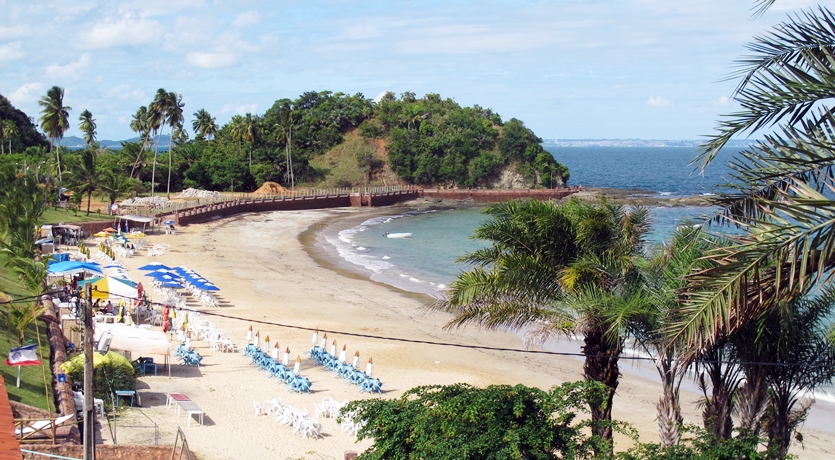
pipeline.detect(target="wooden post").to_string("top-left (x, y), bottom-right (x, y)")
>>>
top-left (83, 283), bottom-right (95, 460)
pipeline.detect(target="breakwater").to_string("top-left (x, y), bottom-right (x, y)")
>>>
top-left (173, 189), bottom-right (421, 226)
top-left (172, 187), bottom-right (578, 226)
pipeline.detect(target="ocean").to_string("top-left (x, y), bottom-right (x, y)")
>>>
top-left (313, 146), bottom-right (835, 415)
top-left (320, 146), bottom-right (734, 297)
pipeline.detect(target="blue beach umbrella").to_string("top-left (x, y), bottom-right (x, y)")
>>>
top-left (47, 261), bottom-right (103, 276)
top-left (194, 283), bottom-right (220, 292)
top-left (139, 263), bottom-right (172, 271)
top-left (160, 282), bottom-right (184, 289)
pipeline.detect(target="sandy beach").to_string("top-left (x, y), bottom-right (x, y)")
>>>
top-left (109, 208), bottom-right (834, 460)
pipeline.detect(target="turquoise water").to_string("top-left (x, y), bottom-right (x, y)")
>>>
top-left (324, 146), bottom-right (736, 295)
top-left (328, 205), bottom-right (714, 296)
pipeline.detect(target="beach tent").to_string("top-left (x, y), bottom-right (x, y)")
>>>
top-left (115, 215), bottom-right (156, 234)
top-left (78, 276), bottom-right (138, 301)
top-left (94, 324), bottom-right (172, 376)
top-left (47, 261), bottom-right (103, 276)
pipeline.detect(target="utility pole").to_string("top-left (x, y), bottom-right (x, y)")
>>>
top-left (83, 283), bottom-right (95, 460)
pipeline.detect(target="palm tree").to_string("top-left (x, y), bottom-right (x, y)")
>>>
top-left (227, 114), bottom-right (245, 152)
top-left (99, 171), bottom-right (133, 206)
top-left (671, 5), bottom-right (835, 360)
top-left (273, 103), bottom-right (294, 189)
top-left (38, 86), bottom-right (72, 183)
top-left (430, 198), bottom-right (649, 454)
top-left (78, 109), bottom-right (96, 146)
top-left (129, 106), bottom-right (152, 179)
top-left (165, 92), bottom-right (185, 198)
top-left (148, 89), bottom-right (169, 197)
top-left (608, 227), bottom-right (713, 446)
top-left (64, 147), bottom-right (101, 215)
top-left (192, 109), bottom-right (218, 140)
top-left (1, 119), bottom-right (17, 154)
top-left (241, 113), bottom-right (258, 173)
top-left (752, 286), bottom-right (835, 458)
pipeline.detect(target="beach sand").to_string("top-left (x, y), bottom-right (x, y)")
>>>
top-left (110, 209), bottom-right (834, 460)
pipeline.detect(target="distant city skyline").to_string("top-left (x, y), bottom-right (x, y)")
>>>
top-left (1, 0), bottom-right (817, 141)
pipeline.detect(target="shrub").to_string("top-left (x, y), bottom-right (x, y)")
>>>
top-left (61, 351), bottom-right (137, 405)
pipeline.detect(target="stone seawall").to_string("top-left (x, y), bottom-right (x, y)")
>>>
top-left (420, 188), bottom-right (578, 202)
top-left (174, 190), bottom-right (421, 226)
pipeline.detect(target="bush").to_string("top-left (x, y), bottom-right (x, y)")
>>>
top-left (61, 352), bottom-right (137, 405)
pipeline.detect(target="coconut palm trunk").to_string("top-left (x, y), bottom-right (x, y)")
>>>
top-left (656, 353), bottom-right (683, 447)
top-left (582, 325), bottom-right (620, 447)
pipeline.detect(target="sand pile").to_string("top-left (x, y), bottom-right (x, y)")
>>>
top-left (252, 181), bottom-right (289, 196)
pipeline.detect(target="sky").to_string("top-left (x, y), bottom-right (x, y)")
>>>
top-left (0, 0), bottom-right (819, 141)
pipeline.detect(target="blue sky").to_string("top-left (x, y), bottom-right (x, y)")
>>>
top-left (0, 0), bottom-right (817, 141)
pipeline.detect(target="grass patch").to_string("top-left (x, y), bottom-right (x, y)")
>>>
top-left (40, 206), bottom-right (112, 224)
top-left (0, 253), bottom-right (55, 411)
top-left (309, 134), bottom-right (384, 188)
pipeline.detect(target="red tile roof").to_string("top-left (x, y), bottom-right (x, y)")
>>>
top-left (0, 377), bottom-right (22, 459)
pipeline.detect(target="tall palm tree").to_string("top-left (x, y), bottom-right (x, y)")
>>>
top-left (192, 109), bottom-right (218, 140)
top-left (241, 113), bottom-right (258, 173)
top-left (1, 119), bottom-right (17, 154)
top-left (78, 109), bottom-right (96, 146)
top-left (129, 105), bottom-right (152, 179)
top-left (607, 226), bottom-right (713, 446)
top-left (148, 89), bottom-right (169, 197)
top-left (165, 92), bottom-right (185, 198)
top-left (64, 147), bottom-right (101, 215)
top-left (672, 5), bottom-right (835, 360)
top-left (273, 103), bottom-right (294, 189)
top-left (753, 286), bottom-right (835, 459)
top-left (99, 171), bottom-right (133, 206)
top-left (38, 86), bottom-right (72, 183)
top-left (430, 198), bottom-right (649, 454)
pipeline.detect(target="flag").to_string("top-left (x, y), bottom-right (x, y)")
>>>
top-left (5, 345), bottom-right (41, 367)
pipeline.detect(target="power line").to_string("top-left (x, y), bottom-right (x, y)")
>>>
top-left (71, 290), bottom-right (835, 369)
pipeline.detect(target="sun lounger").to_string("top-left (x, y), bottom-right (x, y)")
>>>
top-left (15, 414), bottom-right (75, 443)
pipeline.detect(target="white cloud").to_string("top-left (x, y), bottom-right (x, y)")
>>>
top-left (647, 96), bottom-right (673, 107)
top-left (105, 84), bottom-right (145, 101)
top-left (186, 52), bottom-right (238, 69)
top-left (0, 42), bottom-right (24, 62)
top-left (717, 95), bottom-right (730, 106)
top-left (8, 82), bottom-right (45, 105)
top-left (45, 53), bottom-right (92, 80)
top-left (78, 16), bottom-right (164, 49)
top-left (0, 25), bottom-right (32, 39)
top-left (232, 11), bottom-right (260, 28)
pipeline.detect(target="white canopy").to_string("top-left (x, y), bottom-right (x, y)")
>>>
top-left (95, 323), bottom-right (170, 356)
top-left (118, 215), bottom-right (156, 223)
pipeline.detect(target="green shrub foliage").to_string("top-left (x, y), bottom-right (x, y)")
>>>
top-left (61, 352), bottom-right (137, 404)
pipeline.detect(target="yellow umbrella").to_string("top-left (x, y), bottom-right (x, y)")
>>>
top-left (126, 232), bottom-right (146, 239)
top-left (94, 231), bottom-right (107, 237)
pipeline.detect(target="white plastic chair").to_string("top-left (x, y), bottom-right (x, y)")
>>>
top-left (253, 400), bottom-right (263, 416)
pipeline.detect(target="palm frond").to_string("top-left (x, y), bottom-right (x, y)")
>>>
top-left (671, 180), bottom-right (835, 360)
top-left (696, 7), bottom-right (835, 169)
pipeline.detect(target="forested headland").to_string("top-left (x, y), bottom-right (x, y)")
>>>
top-left (0, 89), bottom-right (569, 207)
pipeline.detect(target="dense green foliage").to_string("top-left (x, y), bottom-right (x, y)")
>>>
top-left (61, 352), bottom-right (136, 405)
top-left (0, 95), bottom-right (49, 153)
top-left (342, 381), bottom-right (612, 460)
top-left (377, 92), bottom-right (568, 187)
